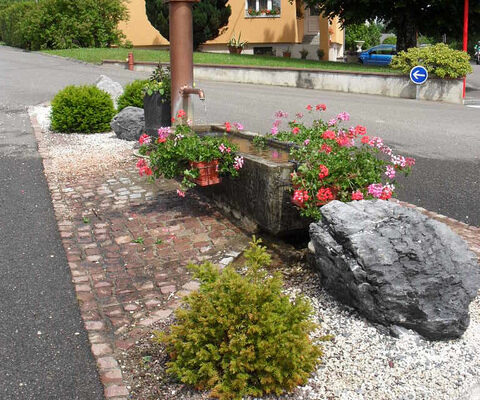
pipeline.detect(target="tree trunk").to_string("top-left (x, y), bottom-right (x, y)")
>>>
top-left (394, 15), bottom-right (418, 52)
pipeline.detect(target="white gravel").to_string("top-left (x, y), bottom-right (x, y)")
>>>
top-left (280, 268), bottom-right (480, 400)
top-left (29, 104), bottom-right (135, 179)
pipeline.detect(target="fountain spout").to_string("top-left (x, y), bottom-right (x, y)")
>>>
top-left (180, 86), bottom-right (205, 101)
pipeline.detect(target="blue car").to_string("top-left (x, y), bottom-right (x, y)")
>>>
top-left (358, 44), bottom-right (397, 66)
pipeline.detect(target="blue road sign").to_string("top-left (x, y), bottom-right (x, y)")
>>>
top-left (410, 65), bottom-right (428, 85)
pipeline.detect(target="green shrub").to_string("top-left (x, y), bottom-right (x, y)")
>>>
top-left (345, 22), bottom-right (381, 51)
top-left (0, 0), bottom-right (127, 50)
top-left (156, 237), bottom-right (323, 400)
top-left (117, 79), bottom-right (148, 111)
top-left (0, 1), bottom-right (36, 48)
top-left (391, 43), bottom-right (473, 78)
top-left (382, 36), bottom-right (397, 45)
top-left (50, 85), bottom-right (115, 133)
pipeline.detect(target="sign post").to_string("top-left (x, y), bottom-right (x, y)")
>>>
top-left (410, 65), bottom-right (428, 100)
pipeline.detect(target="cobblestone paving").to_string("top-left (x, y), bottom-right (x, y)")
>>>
top-left (29, 115), bottom-right (480, 400)
top-left (30, 117), bottom-right (251, 399)
top-left (56, 172), bottom-right (249, 399)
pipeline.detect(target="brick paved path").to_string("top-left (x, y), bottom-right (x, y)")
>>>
top-left (29, 114), bottom-right (480, 400)
top-left (31, 116), bottom-right (251, 399)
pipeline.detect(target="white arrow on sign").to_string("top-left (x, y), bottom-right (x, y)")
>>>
top-left (412, 70), bottom-right (426, 80)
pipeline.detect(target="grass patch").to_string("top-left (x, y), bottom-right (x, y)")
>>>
top-left (41, 48), bottom-right (398, 74)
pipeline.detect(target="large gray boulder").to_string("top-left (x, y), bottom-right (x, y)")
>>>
top-left (309, 200), bottom-right (480, 340)
top-left (96, 75), bottom-right (123, 109)
top-left (110, 106), bottom-right (145, 141)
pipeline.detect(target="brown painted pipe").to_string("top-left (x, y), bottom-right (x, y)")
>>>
top-left (167, 0), bottom-right (199, 120)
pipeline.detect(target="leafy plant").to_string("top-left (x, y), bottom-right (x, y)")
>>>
top-left (137, 114), bottom-right (244, 193)
top-left (227, 32), bottom-right (248, 49)
top-left (382, 36), bottom-right (397, 45)
top-left (117, 79), bottom-right (148, 111)
top-left (316, 48), bottom-right (325, 60)
top-left (268, 106), bottom-right (415, 220)
top-left (0, 0), bottom-right (127, 50)
top-left (300, 48), bottom-right (309, 59)
top-left (50, 85), bottom-right (115, 133)
top-left (252, 135), bottom-right (267, 150)
top-left (131, 237), bottom-right (144, 244)
top-left (156, 237), bottom-right (323, 400)
top-left (391, 43), bottom-right (473, 78)
top-left (143, 65), bottom-right (171, 102)
top-left (247, 7), bottom-right (280, 16)
top-left (344, 22), bottom-right (381, 52)
top-left (0, 1), bottom-right (35, 48)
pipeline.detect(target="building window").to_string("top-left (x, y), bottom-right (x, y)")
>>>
top-left (254, 46), bottom-right (274, 55)
top-left (246, 0), bottom-right (280, 17)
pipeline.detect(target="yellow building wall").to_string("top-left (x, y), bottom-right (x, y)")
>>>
top-left (330, 17), bottom-right (344, 45)
top-left (206, 0), bottom-right (300, 45)
top-left (119, 0), bottom-right (168, 47)
top-left (120, 0), bottom-right (338, 49)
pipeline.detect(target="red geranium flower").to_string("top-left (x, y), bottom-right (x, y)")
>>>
top-left (322, 130), bottom-right (336, 140)
top-left (354, 125), bottom-right (367, 136)
top-left (351, 190), bottom-right (364, 200)
top-left (316, 187), bottom-right (335, 204)
top-left (318, 164), bottom-right (329, 179)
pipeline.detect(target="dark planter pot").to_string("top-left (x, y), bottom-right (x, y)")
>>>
top-left (143, 93), bottom-right (171, 135)
top-left (228, 46), bottom-right (243, 54)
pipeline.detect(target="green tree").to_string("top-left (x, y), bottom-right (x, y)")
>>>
top-left (301, 0), bottom-right (480, 52)
top-left (344, 22), bottom-right (381, 51)
top-left (145, 0), bottom-right (231, 50)
top-left (0, 0), bottom-right (128, 50)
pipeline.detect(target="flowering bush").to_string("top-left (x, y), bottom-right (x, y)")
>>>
top-left (137, 111), bottom-right (244, 195)
top-left (247, 7), bottom-right (280, 16)
top-left (267, 105), bottom-right (414, 220)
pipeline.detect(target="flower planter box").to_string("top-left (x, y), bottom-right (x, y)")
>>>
top-left (194, 125), bottom-right (309, 237)
top-left (143, 93), bottom-right (171, 135)
top-left (189, 160), bottom-right (221, 186)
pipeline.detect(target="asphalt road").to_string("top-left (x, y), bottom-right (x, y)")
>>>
top-left (0, 46), bottom-right (147, 400)
top-left (466, 63), bottom-right (480, 103)
top-left (0, 45), bottom-right (479, 398)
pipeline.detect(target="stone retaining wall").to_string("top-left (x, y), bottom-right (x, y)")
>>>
top-left (103, 60), bottom-right (464, 104)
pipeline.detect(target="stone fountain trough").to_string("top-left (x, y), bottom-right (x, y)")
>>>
top-left (194, 125), bottom-right (309, 236)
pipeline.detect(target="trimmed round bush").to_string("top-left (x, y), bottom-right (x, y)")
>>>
top-left (391, 43), bottom-right (473, 79)
top-left (117, 79), bottom-right (148, 111)
top-left (50, 85), bottom-right (115, 133)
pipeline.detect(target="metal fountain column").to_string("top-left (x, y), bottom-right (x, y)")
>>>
top-left (167, 0), bottom-right (203, 122)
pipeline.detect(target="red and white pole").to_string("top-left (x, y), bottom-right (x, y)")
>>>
top-left (463, 0), bottom-right (469, 98)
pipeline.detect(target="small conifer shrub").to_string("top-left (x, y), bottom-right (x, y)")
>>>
top-left (50, 85), bottom-right (115, 133)
top-left (156, 237), bottom-right (323, 400)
